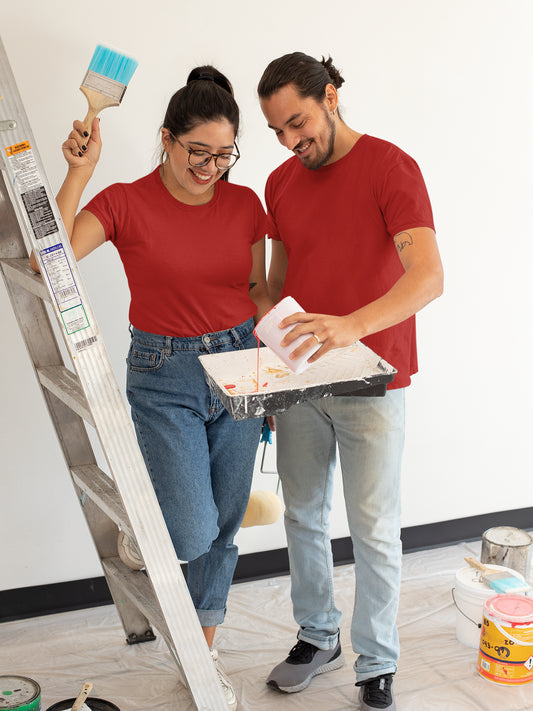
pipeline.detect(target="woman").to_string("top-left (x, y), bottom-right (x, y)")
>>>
top-left (44, 66), bottom-right (271, 709)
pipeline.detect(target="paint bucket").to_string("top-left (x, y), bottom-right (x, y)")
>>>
top-left (478, 594), bottom-right (533, 685)
top-left (481, 526), bottom-right (532, 579)
top-left (45, 699), bottom-right (120, 711)
top-left (0, 676), bottom-right (41, 711)
top-left (453, 564), bottom-right (528, 648)
top-left (254, 296), bottom-right (320, 374)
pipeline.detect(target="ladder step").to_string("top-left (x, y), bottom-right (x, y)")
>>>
top-left (37, 365), bottom-right (94, 426)
top-left (102, 557), bottom-right (172, 649)
top-left (0, 257), bottom-right (50, 302)
top-left (71, 464), bottom-right (133, 539)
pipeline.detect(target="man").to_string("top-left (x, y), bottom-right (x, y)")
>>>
top-left (257, 52), bottom-right (443, 711)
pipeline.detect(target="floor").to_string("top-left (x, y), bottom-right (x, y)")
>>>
top-left (2, 541), bottom-right (533, 711)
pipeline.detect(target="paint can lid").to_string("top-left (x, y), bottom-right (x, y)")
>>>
top-left (482, 526), bottom-right (532, 548)
top-left (0, 676), bottom-right (40, 708)
top-left (484, 593), bottom-right (533, 622)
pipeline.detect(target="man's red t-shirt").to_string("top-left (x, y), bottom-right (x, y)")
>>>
top-left (85, 168), bottom-right (268, 336)
top-left (265, 134), bottom-right (435, 388)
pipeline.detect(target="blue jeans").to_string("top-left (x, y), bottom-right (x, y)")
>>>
top-left (275, 389), bottom-right (405, 682)
top-left (126, 318), bottom-right (262, 628)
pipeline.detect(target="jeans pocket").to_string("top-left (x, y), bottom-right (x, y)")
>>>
top-left (127, 342), bottom-right (167, 373)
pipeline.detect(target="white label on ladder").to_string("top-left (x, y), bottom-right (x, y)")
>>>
top-left (40, 243), bottom-right (91, 335)
top-left (5, 140), bottom-right (59, 239)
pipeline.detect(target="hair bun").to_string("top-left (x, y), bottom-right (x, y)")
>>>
top-left (320, 56), bottom-right (345, 89)
top-left (187, 65), bottom-right (234, 96)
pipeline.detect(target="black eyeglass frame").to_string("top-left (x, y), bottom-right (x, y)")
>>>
top-left (173, 134), bottom-right (240, 170)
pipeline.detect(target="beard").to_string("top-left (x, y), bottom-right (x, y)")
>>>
top-left (296, 108), bottom-right (336, 171)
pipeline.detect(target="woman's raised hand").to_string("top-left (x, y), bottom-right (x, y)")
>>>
top-left (61, 117), bottom-right (101, 170)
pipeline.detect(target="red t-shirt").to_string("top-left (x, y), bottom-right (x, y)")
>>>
top-left (265, 134), bottom-right (435, 388)
top-left (85, 168), bottom-right (268, 336)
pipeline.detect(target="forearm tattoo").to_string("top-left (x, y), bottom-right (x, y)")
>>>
top-left (394, 231), bottom-right (414, 253)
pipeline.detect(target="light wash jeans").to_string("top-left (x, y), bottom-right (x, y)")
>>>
top-left (275, 389), bottom-right (405, 682)
top-left (126, 318), bottom-right (262, 628)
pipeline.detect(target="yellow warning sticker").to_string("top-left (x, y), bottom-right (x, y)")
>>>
top-left (5, 140), bottom-right (31, 157)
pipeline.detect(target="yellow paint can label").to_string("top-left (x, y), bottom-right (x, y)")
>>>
top-left (478, 594), bottom-right (533, 685)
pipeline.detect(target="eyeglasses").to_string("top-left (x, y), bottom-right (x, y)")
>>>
top-left (174, 135), bottom-right (240, 170)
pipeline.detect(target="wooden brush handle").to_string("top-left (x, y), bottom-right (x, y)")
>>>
top-left (464, 556), bottom-right (487, 573)
top-left (80, 86), bottom-right (120, 135)
top-left (72, 682), bottom-right (93, 711)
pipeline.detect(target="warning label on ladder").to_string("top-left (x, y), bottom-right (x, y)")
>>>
top-left (5, 139), bottom-right (59, 239)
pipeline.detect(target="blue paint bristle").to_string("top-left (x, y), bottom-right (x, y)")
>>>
top-left (88, 44), bottom-right (138, 86)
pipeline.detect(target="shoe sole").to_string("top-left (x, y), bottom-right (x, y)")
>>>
top-left (267, 652), bottom-right (345, 693)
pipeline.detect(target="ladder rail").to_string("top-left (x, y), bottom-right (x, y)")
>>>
top-left (0, 195), bottom-right (154, 638)
top-left (0, 36), bottom-right (229, 710)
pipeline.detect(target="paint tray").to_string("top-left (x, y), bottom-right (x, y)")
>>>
top-left (199, 341), bottom-right (397, 420)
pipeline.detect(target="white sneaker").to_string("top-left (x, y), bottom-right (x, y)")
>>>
top-left (211, 648), bottom-right (238, 710)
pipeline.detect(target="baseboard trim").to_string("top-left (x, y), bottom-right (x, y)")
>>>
top-left (2, 506), bottom-right (532, 622)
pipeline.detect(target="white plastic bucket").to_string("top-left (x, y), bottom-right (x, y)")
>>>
top-left (254, 296), bottom-right (320, 374)
top-left (453, 564), bottom-right (528, 648)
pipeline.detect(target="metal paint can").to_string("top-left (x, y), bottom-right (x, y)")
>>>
top-left (481, 526), bottom-right (532, 578)
top-left (0, 676), bottom-right (41, 711)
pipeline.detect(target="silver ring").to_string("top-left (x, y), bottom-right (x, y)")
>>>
top-left (313, 333), bottom-right (321, 345)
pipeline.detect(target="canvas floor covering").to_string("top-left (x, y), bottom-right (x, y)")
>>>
top-left (2, 540), bottom-right (533, 711)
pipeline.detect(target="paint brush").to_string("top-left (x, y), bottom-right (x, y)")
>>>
top-left (464, 556), bottom-right (531, 594)
top-left (80, 44), bottom-right (138, 134)
top-left (71, 681), bottom-right (93, 711)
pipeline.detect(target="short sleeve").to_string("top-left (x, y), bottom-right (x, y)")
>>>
top-left (377, 155), bottom-right (435, 237)
top-left (264, 172), bottom-right (281, 241)
top-left (83, 184), bottom-right (125, 244)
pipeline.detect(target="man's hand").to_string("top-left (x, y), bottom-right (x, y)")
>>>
top-left (279, 311), bottom-right (361, 364)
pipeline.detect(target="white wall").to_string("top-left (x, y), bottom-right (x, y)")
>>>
top-left (1, 0), bottom-right (532, 591)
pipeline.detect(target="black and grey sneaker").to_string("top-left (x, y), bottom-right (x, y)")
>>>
top-left (356, 674), bottom-right (396, 711)
top-left (266, 637), bottom-right (344, 693)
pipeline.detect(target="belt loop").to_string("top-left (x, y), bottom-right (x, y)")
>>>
top-left (165, 335), bottom-right (172, 353)
top-left (230, 326), bottom-right (242, 349)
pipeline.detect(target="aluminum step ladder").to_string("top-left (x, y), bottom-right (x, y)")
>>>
top-left (0, 37), bottom-right (230, 710)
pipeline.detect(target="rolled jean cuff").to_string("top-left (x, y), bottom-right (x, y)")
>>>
top-left (354, 663), bottom-right (397, 684)
top-left (197, 607), bottom-right (226, 628)
top-left (298, 628), bottom-right (339, 651)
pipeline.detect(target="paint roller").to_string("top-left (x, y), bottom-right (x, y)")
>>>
top-left (240, 490), bottom-right (283, 528)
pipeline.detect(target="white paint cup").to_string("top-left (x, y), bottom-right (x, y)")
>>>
top-left (254, 296), bottom-right (320, 374)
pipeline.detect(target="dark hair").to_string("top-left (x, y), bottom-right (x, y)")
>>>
top-left (257, 52), bottom-right (345, 102)
top-left (162, 65), bottom-right (239, 180)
